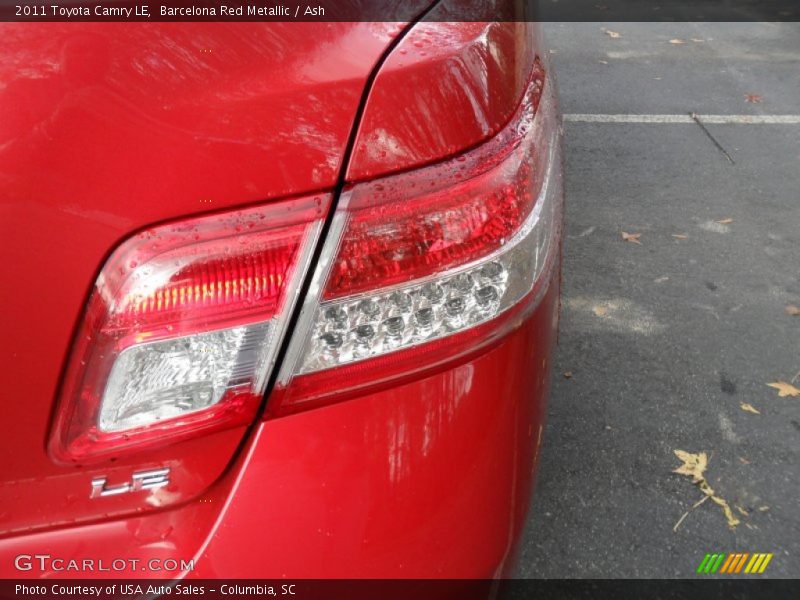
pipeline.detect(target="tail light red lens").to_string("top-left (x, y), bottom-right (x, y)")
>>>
top-left (324, 65), bottom-right (547, 302)
top-left (272, 60), bottom-right (562, 413)
top-left (50, 195), bottom-right (328, 462)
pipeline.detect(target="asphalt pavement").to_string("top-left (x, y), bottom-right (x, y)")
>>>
top-left (519, 22), bottom-right (800, 578)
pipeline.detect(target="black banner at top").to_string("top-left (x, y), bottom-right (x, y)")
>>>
top-left (2, 0), bottom-right (800, 22)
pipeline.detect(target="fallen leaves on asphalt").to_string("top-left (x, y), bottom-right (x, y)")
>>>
top-left (563, 371), bottom-right (573, 379)
top-left (767, 381), bottom-right (800, 397)
top-left (744, 93), bottom-right (764, 103)
top-left (669, 39), bottom-right (686, 45)
top-left (702, 482), bottom-right (740, 529)
top-left (602, 28), bottom-right (621, 38)
top-left (593, 305), bottom-right (608, 317)
top-left (740, 403), bottom-right (761, 415)
top-left (672, 450), bottom-right (740, 531)
top-left (673, 450), bottom-right (707, 483)
top-left (715, 218), bottom-right (733, 225)
top-left (786, 304), bottom-right (800, 316)
top-left (621, 231), bottom-right (642, 244)
top-left (672, 234), bottom-right (688, 240)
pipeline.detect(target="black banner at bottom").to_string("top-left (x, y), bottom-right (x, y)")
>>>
top-left (1, 580), bottom-right (799, 600)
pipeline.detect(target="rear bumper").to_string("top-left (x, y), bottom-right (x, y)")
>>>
top-left (0, 256), bottom-right (560, 579)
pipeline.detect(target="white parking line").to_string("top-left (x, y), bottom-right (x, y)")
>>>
top-left (564, 114), bottom-right (800, 124)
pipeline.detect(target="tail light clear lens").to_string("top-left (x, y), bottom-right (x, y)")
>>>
top-left (50, 196), bottom-right (328, 462)
top-left (272, 61), bottom-right (561, 413)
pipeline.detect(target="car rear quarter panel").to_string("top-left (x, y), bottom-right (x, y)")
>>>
top-left (0, 17), bottom-right (562, 578)
top-left (0, 21), bottom-right (404, 537)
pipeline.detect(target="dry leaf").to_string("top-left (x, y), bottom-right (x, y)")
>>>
top-left (669, 39), bottom-right (686, 45)
top-left (621, 231), bottom-right (642, 244)
top-left (740, 403), bottom-right (760, 415)
top-left (739, 456), bottom-right (750, 465)
top-left (708, 492), bottom-right (741, 529)
top-left (603, 29), bottom-right (621, 38)
top-left (715, 218), bottom-right (733, 225)
top-left (767, 381), bottom-right (800, 397)
top-left (736, 505), bottom-right (750, 517)
top-left (593, 305), bottom-right (608, 317)
top-left (673, 450), bottom-right (707, 483)
top-left (697, 478), bottom-right (740, 528)
top-left (563, 371), bottom-right (573, 379)
top-left (691, 38), bottom-right (706, 42)
top-left (672, 234), bottom-right (688, 240)
top-left (758, 505), bottom-right (770, 512)
top-left (786, 304), bottom-right (800, 316)
top-left (744, 93), bottom-right (763, 103)
top-left (673, 451), bottom-right (740, 530)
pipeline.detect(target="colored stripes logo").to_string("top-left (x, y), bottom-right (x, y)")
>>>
top-left (697, 553), bottom-right (773, 574)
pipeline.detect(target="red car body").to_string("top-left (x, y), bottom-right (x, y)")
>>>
top-left (0, 15), bottom-right (563, 579)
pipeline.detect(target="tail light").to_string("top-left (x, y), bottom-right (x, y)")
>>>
top-left (51, 60), bottom-right (559, 461)
top-left (50, 195), bottom-right (328, 462)
top-left (272, 60), bottom-right (561, 413)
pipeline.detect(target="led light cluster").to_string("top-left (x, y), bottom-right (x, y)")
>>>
top-left (294, 144), bottom-right (558, 377)
top-left (299, 261), bottom-right (509, 373)
top-left (290, 156), bottom-right (557, 382)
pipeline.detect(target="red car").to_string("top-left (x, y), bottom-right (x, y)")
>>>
top-left (0, 15), bottom-right (563, 579)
